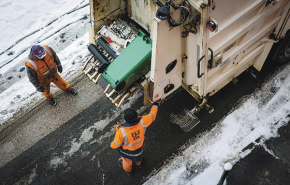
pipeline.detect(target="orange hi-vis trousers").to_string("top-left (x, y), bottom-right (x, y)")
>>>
top-left (121, 156), bottom-right (141, 173)
top-left (41, 72), bottom-right (72, 100)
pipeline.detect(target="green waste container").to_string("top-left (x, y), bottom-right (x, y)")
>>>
top-left (102, 30), bottom-right (152, 93)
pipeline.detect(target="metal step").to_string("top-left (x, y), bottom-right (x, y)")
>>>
top-left (170, 109), bottom-right (201, 132)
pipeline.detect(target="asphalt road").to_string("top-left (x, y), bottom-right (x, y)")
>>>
top-left (227, 122), bottom-right (290, 185)
top-left (0, 43), bottom-right (289, 185)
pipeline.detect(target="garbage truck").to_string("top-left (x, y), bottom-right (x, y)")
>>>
top-left (82, 0), bottom-right (290, 131)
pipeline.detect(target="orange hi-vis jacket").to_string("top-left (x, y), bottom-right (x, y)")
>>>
top-left (25, 45), bottom-right (58, 85)
top-left (111, 105), bottom-right (159, 161)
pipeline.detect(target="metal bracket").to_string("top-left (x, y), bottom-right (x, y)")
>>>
top-left (198, 55), bottom-right (205, 78)
top-left (207, 48), bottom-right (214, 68)
top-left (104, 83), bottom-right (142, 108)
top-left (82, 55), bottom-right (103, 84)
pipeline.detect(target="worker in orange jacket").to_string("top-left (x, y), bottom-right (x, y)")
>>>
top-left (111, 101), bottom-right (160, 175)
top-left (25, 45), bottom-right (77, 106)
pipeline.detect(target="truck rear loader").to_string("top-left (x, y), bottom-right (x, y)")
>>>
top-left (82, 0), bottom-right (290, 131)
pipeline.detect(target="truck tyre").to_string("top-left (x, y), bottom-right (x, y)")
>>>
top-left (276, 30), bottom-right (290, 63)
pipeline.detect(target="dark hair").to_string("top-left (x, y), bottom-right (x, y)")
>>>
top-left (124, 108), bottom-right (138, 123)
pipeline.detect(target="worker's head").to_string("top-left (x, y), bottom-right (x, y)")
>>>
top-left (124, 108), bottom-right (138, 123)
top-left (31, 45), bottom-right (47, 59)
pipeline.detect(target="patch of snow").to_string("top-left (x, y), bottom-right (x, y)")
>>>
top-left (0, 0), bottom-right (88, 56)
top-left (50, 157), bottom-right (66, 169)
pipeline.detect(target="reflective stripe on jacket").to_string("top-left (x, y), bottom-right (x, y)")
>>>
top-left (111, 105), bottom-right (158, 161)
top-left (25, 45), bottom-right (57, 84)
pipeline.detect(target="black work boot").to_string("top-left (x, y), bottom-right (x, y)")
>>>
top-left (118, 158), bottom-right (131, 175)
top-left (48, 98), bottom-right (57, 106)
top-left (71, 88), bottom-right (78, 96)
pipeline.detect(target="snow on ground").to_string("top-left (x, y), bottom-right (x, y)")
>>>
top-left (1, 1), bottom-right (290, 184)
top-left (0, 0), bottom-right (90, 125)
top-left (144, 64), bottom-right (290, 185)
top-left (0, 0), bottom-right (89, 60)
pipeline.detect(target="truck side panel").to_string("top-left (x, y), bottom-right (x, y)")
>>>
top-left (203, 0), bottom-right (289, 95)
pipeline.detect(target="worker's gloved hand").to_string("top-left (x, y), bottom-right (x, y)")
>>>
top-left (36, 86), bottom-right (45, 92)
top-left (57, 65), bottom-right (63, 73)
top-left (153, 100), bottom-right (160, 106)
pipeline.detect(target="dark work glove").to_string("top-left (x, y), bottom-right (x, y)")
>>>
top-left (57, 65), bottom-right (63, 73)
top-left (37, 86), bottom-right (45, 92)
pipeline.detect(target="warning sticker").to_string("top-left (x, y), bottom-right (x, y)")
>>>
top-left (220, 57), bottom-right (230, 67)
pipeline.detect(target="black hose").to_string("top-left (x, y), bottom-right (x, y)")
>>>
top-left (167, 6), bottom-right (189, 27)
top-left (97, 36), bottom-right (118, 59)
top-left (87, 44), bottom-right (110, 73)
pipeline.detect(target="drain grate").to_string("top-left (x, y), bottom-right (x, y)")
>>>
top-left (170, 109), bottom-right (200, 132)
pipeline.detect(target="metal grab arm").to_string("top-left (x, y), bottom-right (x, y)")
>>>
top-left (208, 48), bottom-right (213, 68)
top-left (197, 48), bottom-right (213, 78)
top-left (197, 55), bottom-right (205, 78)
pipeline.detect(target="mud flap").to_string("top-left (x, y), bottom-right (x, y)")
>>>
top-left (170, 109), bottom-right (200, 132)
